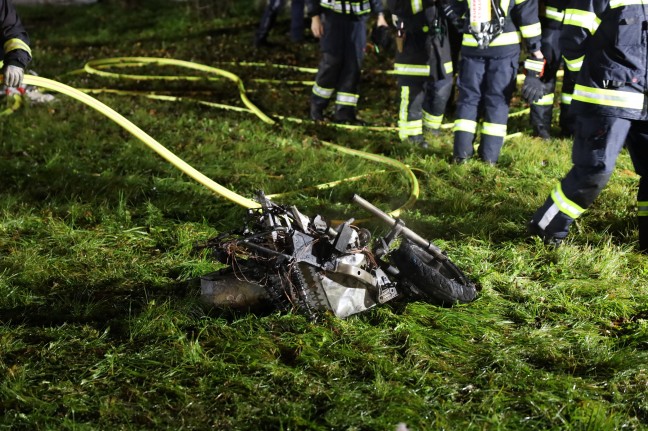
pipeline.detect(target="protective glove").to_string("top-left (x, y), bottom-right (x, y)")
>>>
top-left (3, 65), bottom-right (25, 88)
top-left (440, 0), bottom-right (464, 32)
top-left (522, 59), bottom-right (546, 103)
top-left (370, 25), bottom-right (394, 54)
top-left (522, 58), bottom-right (546, 104)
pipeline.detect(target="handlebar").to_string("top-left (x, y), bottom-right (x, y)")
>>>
top-left (351, 194), bottom-right (446, 260)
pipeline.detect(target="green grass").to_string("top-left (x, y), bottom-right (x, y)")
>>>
top-left (1, 1), bottom-right (648, 429)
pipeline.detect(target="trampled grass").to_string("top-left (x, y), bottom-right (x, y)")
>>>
top-left (1, 1), bottom-right (648, 430)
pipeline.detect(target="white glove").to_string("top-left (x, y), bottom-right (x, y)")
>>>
top-left (3, 65), bottom-right (24, 88)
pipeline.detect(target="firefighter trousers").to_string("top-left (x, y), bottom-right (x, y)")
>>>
top-left (531, 115), bottom-right (648, 245)
top-left (529, 25), bottom-right (575, 136)
top-left (398, 77), bottom-right (453, 140)
top-left (256, 0), bottom-right (305, 43)
top-left (453, 54), bottom-right (518, 163)
top-left (311, 11), bottom-right (367, 122)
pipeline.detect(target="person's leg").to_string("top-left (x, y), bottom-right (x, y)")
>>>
top-left (478, 54), bottom-right (518, 164)
top-left (529, 26), bottom-right (560, 139)
top-left (290, 0), bottom-right (305, 42)
top-left (529, 115), bottom-right (632, 243)
top-left (422, 76), bottom-right (453, 136)
top-left (310, 13), bottom-right (343, 120)
top-left (624, 120), bottom-right (648, 252)
top-left (398, 82), bottom-right (425, 144)
top-left (453, 56), bottom-right (485, 162)
top-left (333, 16), bottom-right (366, 123)
top-left (255, 0), bottom-right (285, 47)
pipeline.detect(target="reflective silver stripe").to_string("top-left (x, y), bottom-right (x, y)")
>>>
top-left (336, 92), bottom-right (359, 106)
top-left (321, 0), bottom-right (372, 14)
top-left (423, 111), bottom-right (443, 128)
top-left (561, 93), bottom-right (572, 104)
top-left (394, 63), bottom-right (430, 76)
top-left (573, 84), bottom-right (644, 110)
top-left (312, 83), bottom-right (334, 99)
top-left (610, 0), bottom-right (648, 8)
top-left (564, 55), bottom-right (583, 72)
top-left (551, 183), bottom-right (585, 219)
top-left (399, 86), bottom-right (410, 127)
top-left (524, 59), bottom-right (545, 73)
top-left (533, 93), bottom-right (554, 106)
top-left (398, 119), bottom-right (423, 139)
top-left (463, 31), bottom-right (521, 47)
top-left (481, 121), bottom-right (507, 137)
top-left (545, 6), bottom-right (565, 22)
top-left (563, 8), bottom-right (600, 34)
top-left (453, 119), bottom-right (478, 133)
top-left (639, 201), bottom-right (648, 216)
top-left (538, 203), bottom-right (560, 230)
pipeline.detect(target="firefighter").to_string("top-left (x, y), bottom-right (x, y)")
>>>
top-left (389, 0), bottom-right (454, 148)
top-left (1, 0), bottom-right (31, 89)
top-left (447, 0), bottom-right (543, 165)
top-left (254, 0), bottom-right (306, 48)
top-left (528, 0), bottom-right (575, 140)
top-left (528, 0), bottom-right (648, 251)
top-left (306, 0), bottom-right (389, 124)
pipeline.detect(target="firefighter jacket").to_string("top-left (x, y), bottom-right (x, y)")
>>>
top-left (1, 0), bottom-right (31, 69)
top-left (448, 0), bottom-right (542, 58)
top-left (562, 0), bottom-right (648, 121)
top-left (539, 0), bottom-right (566, 30)
top-left (389, 0), bottom-right (453, 81)
top-left (305, 0), bottom-right (384, 17)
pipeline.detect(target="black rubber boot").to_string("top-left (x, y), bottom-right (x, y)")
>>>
top-left (638, 216), bottom-right (648, 254)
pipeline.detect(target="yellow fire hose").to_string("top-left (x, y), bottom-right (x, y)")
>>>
top-left (3, 58), bottom-right (420, 216)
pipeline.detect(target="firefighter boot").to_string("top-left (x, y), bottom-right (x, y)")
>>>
top-left (638, 216), bottom-right (648, 254)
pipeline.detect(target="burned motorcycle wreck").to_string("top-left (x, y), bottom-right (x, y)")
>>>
top-left (200, 192), bottom-right (477, 320)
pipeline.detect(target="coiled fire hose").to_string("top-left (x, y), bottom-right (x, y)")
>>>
top-left (2, 58), bottom-right (421, 216)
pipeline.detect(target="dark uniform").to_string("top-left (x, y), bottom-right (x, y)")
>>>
top-left (254, 0), bottom-right (305, 47)
top-left (448, 0), bottom-right (542, 164)
top-left (529, 0), bottom-right (648, 250)
top-left (529, 0), bottom-right (575, 140)
top-left (306, 0), bottom-right (385, 123)
top-left (389, 0), bottom-right (454, 146)
top-left (1, 0), bottom-right (31, 72)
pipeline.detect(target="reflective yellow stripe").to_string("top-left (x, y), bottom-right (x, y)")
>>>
top-left (533, 93), bottom-right (554, 106)
top-left (453, 119), bottom-right (478, 133)
top-left (573, 84), bottom-right (644, 110)
top-left (423, 111), bottom-right (443, 128)
top-left (610, 0), bottom-right (648, 8)
top-left (399, 86), bottom-right (410, 124)
top-left (462, 31), bottom-right (521, 47)
top-left (545, 6), bottom-right (565, 22)
top-left (551, 183), bottom-right (585, 219)
top-left (444, 61), bottom-right (453, 75)
top-left (524, 58), bottom-right (545, 73)
top-left (481, 121), bottom-right (507, 137)
top-left (394, 63), bottom-right (430, 76)
top-left (563, 8), bottom-right (600, 34)
top-left (336, 92), bottom-right (359, 106)
top-left (411, 0), bottom-right (423, 13)
top-left (638, 200), bottom-right (648, 217)
top-left (321, 0), bottom-right (372, 14)
top-left (520, 22), bottom-right (541, 39)
top-left (313, 83), bottom-right (334, 98)
top-left (561, 93), bottom-right (572, 104)
top-left (398, 119), bottom-right (423, 139)
top-left (3, 38), bottom-right (31, 56)
top-left (564, 55), bottom-right (584, 72)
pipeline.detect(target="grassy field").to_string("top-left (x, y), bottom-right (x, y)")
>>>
top-left (1, 0), bottom-right (648, 429)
